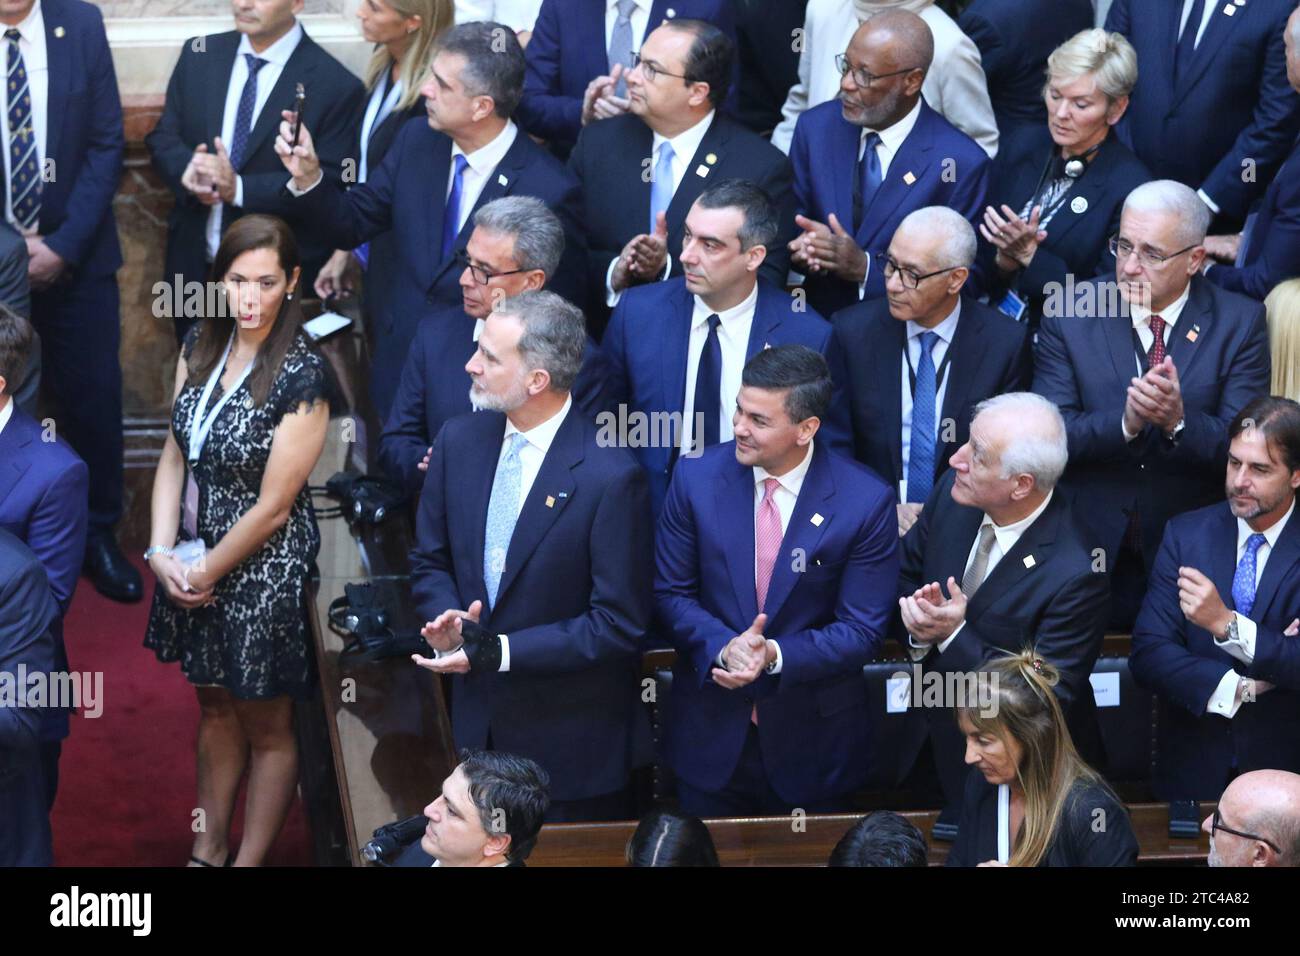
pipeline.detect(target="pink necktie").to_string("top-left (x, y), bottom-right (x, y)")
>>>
top-left (756, 478), bottom-right (782, 612)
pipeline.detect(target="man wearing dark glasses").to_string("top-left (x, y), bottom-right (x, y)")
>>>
top-left (1205, 770), bottom-right (1300, 867)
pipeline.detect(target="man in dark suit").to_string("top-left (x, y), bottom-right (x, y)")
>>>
top-left (3, 0), bottom-right (131, 602)
top-left (146, 0), bottom-right (364, 342)
top-left (895, 392), bottom-right (1109, 821)
top-left (788, 11), bottom-right (991, 318)
top-left (0, 529), bottom-right (57, 867)
top-left (0, 304), bottom-right (85, 810)
top-left (410, 290), bottom-right (653, 822)
top-left (1202, 5), bottom-right (1300, 302)
top-left (518, 0), bottom-right (737, 153)
top-left (1132, 398), bottom-right (1300, 801)
top-left (655, 346), bottom-right (899, 815)
top-left (602, 179), bottom-right (830, 516)
top-left (279, 22), bottom-right (587, 419)
top-left (1034, 180), bottom-right (1272, 628)
top-left (957, 0), bottom-right (1096, 139)
top-left (378, 196), bottom-right (612, 497)
top-left (567, 18), bottom-right (794, 336)
top-left (1106, 0), bottom-right (1300, 228)
top-left (826, 206), bottom-right (1031, 537)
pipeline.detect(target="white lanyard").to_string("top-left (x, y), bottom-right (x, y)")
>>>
top-left (359, 77), bottom-right (403, 184)
top-left (996, 783), bottom-right (1011, 864)
top-left (188, 332), bottom-right (255, 466)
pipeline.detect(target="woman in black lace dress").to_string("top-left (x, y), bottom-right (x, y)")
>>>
top-left (144, 215), bottom-right (329, 867)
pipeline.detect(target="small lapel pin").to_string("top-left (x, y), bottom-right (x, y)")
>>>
top-left (814, 558), bottom-right (822, 566)
top-left (53, 26), bottom-right (65, 38)
top-left (1070, 196), bottom-right (1089, 214)
top-left (1223, 3), bottom-right (1236, 14)
top-left (705, 153), bottom-right (717, 165)
top-left (763, 341), bottom-right (771, 349)
top-left (497, 173), bottom-right (508, 186)
top-left (557, 492), bottom-right (568, 499)
top-left (811, 513), bottom-right (824, 527)
top-left (1022, 554), bottom-right (1036, 569)
top-left (1187, 324), bottom-right (1200, 342)
top-left (695, 164), bottom-right (710, 178)
top-left (545, 495), bottom-right (555, 508)
top-left (666, 8), bottom-right (677, 17)
top-left (902, 171), bottom-right (917, 186)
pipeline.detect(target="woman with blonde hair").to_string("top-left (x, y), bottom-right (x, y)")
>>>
top-left (1265, 279), bottom-right (1300, 401)
top-left (946, 650), bottom-right (1138, 867)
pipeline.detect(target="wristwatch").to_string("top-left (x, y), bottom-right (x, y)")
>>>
top-left (1166, 418), bottom-right (1186, 444)
top-left (143, 545), bottom-right (173, 562)
top-left (1221, 613), bottom-right (1239, 644)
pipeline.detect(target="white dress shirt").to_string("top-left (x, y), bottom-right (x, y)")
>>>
top-left (1121, 282), bottom-right (1191, 441)
top-left (1182, 0), bottom-right (1222, 213)
top-left (1206, 499), bottom-right (1296, 718)
top-left (0, 0), bottom-right (48, 230)
top-left (605, 0), bottom-right (652, 53)
top-left (358, 75), bottom-right (403, 184)
top-left (898, 300), bottom-right (959, 502)
top-left (453, 0), bottom-right (545, 33)
top-left (448, 120), bottom-right (519, 236)
top-left (680, 282), bottom-right (758, 454)
top-left (605, 109), bottom-right (716, 305)
top-left (208, 22), bottom-right (304, 259)
top-left (0, 395), bottom-right (12, 436)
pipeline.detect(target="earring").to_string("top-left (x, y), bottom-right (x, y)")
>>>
top-left (287, 292), bottom-right (294, 300)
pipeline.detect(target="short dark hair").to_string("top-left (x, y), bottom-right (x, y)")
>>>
top-left (626, 808), bottom-right (720, 867)
top-left (456, 749), bottom-right (550, 863)
top-left (696, 179), bottom-right (780, 250)
top-left (740, 345), bottom-right (832, 424)
top-left (1230, 396), bottom-right (1300, 472)
top-left (434, 21), bottom-right (525, 118)
top-left (828, 812), bottom-right (929, 867)
top-left (0, 301), bottom-right (33, 396)
top-left (668, 19), bottom-right (733, 107)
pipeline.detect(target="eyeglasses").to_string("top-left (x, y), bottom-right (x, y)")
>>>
top-left (1108, 235), bottom-right (1200, 269)
top-left (631, 53), bottom-right (689, 83)
top-left (877, 253), bottom-right (960, 290)
top-left (1210, 807), bottom-right (1282, 854)
top-left (835, 54), bottom-right (919, 89)
top-left (455, 251), bottom-right (528, 286)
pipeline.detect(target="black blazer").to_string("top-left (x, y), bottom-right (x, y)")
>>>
top-left (976, 126), bottom-right (1152, 323)
top-left (146, 28), bottom-right (364, 327)
top-left (567, 112), bottom-right (794, 334)
top-left (896, 473), bottom-right (1110, 809)
top-left (946, 770), bottom-right (1138, 867)
top-left (824, 296), bottom-right (1032, 492)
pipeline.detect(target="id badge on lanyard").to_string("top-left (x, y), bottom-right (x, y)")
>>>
top-left (183, 332), bottom-right (255, 539)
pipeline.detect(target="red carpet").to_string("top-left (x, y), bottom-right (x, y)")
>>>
top-left (50, 556), bottom-right (314, 866)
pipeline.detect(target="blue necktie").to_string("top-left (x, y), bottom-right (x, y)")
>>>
top-left (649, 141), bottom-right (675, 234)
top-left (692, 314), bottom-right (722, 450)
top-left (1231, 533), bottom-right (1267, 619)
top-left (5, 28), bottom-right (40, 230)
top-left (1174, 0), bottom-right (1207, 88)
top-left (483, 433), bottom-right (528, 608)
top-left (442, 153), bottom-right (469, 261)
top-left (228, 54), bottom-right (267, 171)
top-left (609, 0), bottom-right (637, 98)
top-left (906, 331), bottom-right (939, 505)
top-left (854, 132), bottom-right (882, 234)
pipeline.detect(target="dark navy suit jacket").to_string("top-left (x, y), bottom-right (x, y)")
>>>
top-left (1106, 0), bottom-right (1300, 223)
top-left (378, 306), bottom-right (616, 497)
top-left (824, 296), bottom-right (1032, 492)
top-left (790, 99), bottom-right (991, 317)
top-left (654, 440), bottom-right (899, 806)
top-left (601, 277), bottom-right (831, 516)
top-left (409, 406), bottom-right (653, 802)
top-left (290, 118), bottom-right (588, 398)
top-left (518, 0), bottom-right (738, 151)
top-left (0, 530), bottom-right (57, 867)
top-left (1033, 276), bottom-right (1272, 569)
top-left (1131, 502), bottom-right (1300, 799)
top-left (35, 0), bottom-right (124, 279)
top-left (0, 408), bottom-right (87, 743)
top-left (1206, 140), bottom-right (1300, 301)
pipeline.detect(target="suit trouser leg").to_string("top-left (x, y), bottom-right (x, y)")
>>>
top-left (41, 739), bottom-right (61, 811)
top-left (32, 273), bottom-right (124, 535)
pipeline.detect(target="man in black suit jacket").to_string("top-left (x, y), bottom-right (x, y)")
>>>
top-left (567, 18), bottom-right (794, 335)
top-left (1033, 180), bottom-right (1272, 628)
top-left (409, 290), bottom-right (653, 822)
top-left (826, 206), bottom-right (1031, 537)
top-left (146, 0), bottom-right (363, 343)
top-left (896, 393), bottom-right (1109, 822)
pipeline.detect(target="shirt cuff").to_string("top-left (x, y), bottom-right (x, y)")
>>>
top-left (936, 620), bottom-right (964, 654)
top-left (906, 634), bottom-right (929, 661)
top-left (1206, 669), bottom-right (1244, 719)
top-left (1214, 613), bottom-right (1256, 665)
top-left (766, 640), bottom-right (782, 675)
top-left (1197, 188), bottom-right (1221, 216)
top-left (856, 252), bottom-right (870, 300)
top-left (605, 256), bottom-right (622, 308)
top-left (233, 176), bottom-right (244, 209)
top-left (1122, 413), bottom-right (1139, 442)
top-left (286, 172), bottom-right (324, 197)
top-left (498, 634), bottom-right (510, 672)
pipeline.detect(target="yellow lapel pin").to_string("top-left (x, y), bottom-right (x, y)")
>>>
top-left (54, 26), bottom-right (65, 38)
top-left (545, 495), bottom-right (555, 508)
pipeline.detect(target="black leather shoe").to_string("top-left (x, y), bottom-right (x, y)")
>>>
top-left (84, 535), bottom-right (144, 603)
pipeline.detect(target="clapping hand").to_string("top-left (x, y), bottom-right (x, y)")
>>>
top-left (581, 63), bottom-right (631, 124)
top-left (611, 211), bottom-right (669, 291)
top-left (788, 213), bottom-right (867, 282)
top-left (711, 614), bottom-right (770, 689)
top-left (900, 577), bottom-right (968, 644)
top-left (420, 599), bottom-right (483, 653)
top-left (981, 204), bottom-right (1046, 271)
top-left (1126, 356), bottom-right (1184, 436)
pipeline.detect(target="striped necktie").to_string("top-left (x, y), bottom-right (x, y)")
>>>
top-left (5, 28), bottom-right (40, 231)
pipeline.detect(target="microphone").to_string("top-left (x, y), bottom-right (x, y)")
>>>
top-left (362, 813), bottom-right (429, 863)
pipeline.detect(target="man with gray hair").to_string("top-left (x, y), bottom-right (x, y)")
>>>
top-left (409, 289), bottom-right (654, 822)
top-left (379, 196), bottom-right (611, 496)
top-left (1206, 770), bottom-right (1300, 868)
top-left (893, 391), bottom-right (1110, 826)
top-left (1034, 178), bottom-right (1270, 629)
top-left (826, 205), bottom-right (1031, 537)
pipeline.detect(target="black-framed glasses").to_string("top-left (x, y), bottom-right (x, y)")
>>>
top-left (455, 251), bottom-right (528, 286)
top-left (1108, 235), bottom-right (1200, 269)
top-left (835, 54), bottom-right (919, 89)
top-left (1210, 807), bottom-right (1282, 854)
top-left (631, 52), bottom-right (689, 83)
top-left (876, 253), bottom-right (959, 290)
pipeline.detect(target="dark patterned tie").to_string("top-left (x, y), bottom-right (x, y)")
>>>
top-left (1147, 314), bottom-right (1166, 369)
top-left (6, 28), bottom-right (40, 231)
top-left (228, 54), bottom-right (267, 171)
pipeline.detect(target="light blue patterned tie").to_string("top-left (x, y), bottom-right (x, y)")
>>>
top-left (609, 0), bottom-right (637, 97)
top-left (483, 433), bottom-right (528, 608)
top-left (649, 141), bottom-right (674, 234)
top-left (6, 28), bottom-right (40, 230)
top-left (1231, 533), bottom-right (1267, 618)
top-left (905, 331), bottom-right (939, 504)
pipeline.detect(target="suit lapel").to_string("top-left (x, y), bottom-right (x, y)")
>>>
top-left (745, 282), bottom-right (783, 358)
top-left (431, 130), bottom-right (524, 287)
top-left (424, 137), bottom-right (453, 288)
top-left (856, 107), bottom-right (936, 246)
top-left (1042, 149), bottom-right (1112, 247)
top-left (1165, 278), bottom-right (1211, 381)
top-left (661, 281), bottom-right (694, 416)
top-left (882, 316), bottom-right (906, 484)
top-left (467, 415), bottom-right (508, 602)
top-left (969, 494), bottom-right (1063, 615)
top-left (829, 114), bottom-right (860, 236)
top-left (1249, 509), bottom-right (1300, 621)
top-left (1208, 505), bottom-right (1238, 618)
top-left (1101, 305), bottom-right (1138, 388)
top-left (241, 35), bottom-right (321, 172)
top-left (665, 114), bottom-right (726, 230)
top-left (760, 445), bottom-right (834, 621)
top-left (41, 9), bottom-right (72, 165)
top-left (938, 496), bottom-right (985, 587)
top-left (207, 35), bottom-right (239, 144)
top-left (0, 414), bottom-right (33, 511)
top-left (717, 460), bottom-right (759, 623)
top-left (1172, 3), bottom-right (1240, 107)
top-left (937, 306), bottom-right (982, 470)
